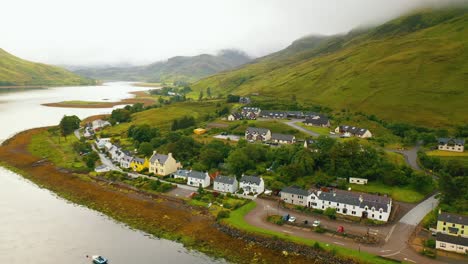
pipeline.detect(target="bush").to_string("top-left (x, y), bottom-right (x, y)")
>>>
top-left (312, 242), bottom-right (322, 250)
top-left (314, 226), bottom-right (326, 233)
top-left (312, 209), bottom-right (324, 214)
top-left (223, 203), bottom-right (233, 209)
top-left (324, 208), bottom-right (337, 220)
top-left (424, 239), bottom-right (436, 249)
top-left (217, 210), bottom-right (230, 221)
top-left (267, 215), bottom-right (284, 225)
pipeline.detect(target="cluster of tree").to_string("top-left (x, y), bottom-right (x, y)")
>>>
top-left (109, 103), bottom-right (149, 124)
top-left (59, 115), bottom-right (81, 139)
top-left (84, 152), bottom-right (99, 169)
top-left (419, 151), bottom-right (467, 212)
top-left (72, 138), bottom-right (92, 154)
top-left (171, 116), bottom-right (196, 131)
top-left (226, 94), bottom-right (241, 103)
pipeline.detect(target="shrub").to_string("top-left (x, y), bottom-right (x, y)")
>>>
top-left (314, 226), bottom-right (326, 233)
top-left (217, 210), bottom-right (230, 221)
top-left (312, 242), bottom-right (322, 250)
top-left (223, 203), bottom-right (233, 209)
top-left (312, 209), bottom-right (324, 214)
top-left (324, 208), bottom-right (337, 220)
top-left (424, 239), bottom-right (436, 249)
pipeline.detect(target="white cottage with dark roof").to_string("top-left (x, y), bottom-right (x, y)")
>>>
top-left (120, 153), bottom-right (134, 169)
top-left (214, 175), bottom-right (238, 193)
top-left (271, 133), bottom-right (296, 144)
top-left (245, 127), bottom-right (271, 142)
top-left (240, 175), bottom-right (264, 194)
top-left (280, 186), bottom-right (310, 206)
top-left (187, 170), bottom-right (210, 188)
top-left (335, 125), bottom-right (372, 138)
top-left (438, 138), bottom-right (465, 152)
top-left (308, 189), bottom-right (392, 222)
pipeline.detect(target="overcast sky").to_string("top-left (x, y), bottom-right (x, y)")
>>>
top-left (0, 0), bottom-right (463, 66)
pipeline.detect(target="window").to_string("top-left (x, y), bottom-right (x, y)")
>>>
top-left (443, 227), bottom-right (446, 231)
top-left (352, 211), bottom-right (356, 215)
top-left (444, 222), bottom-right (446, 225)
top-left (440, 243), bottom-right (446, 248)
top-left (379, 215), bottom-right (382, 219)
top-left (453, 223), bottom-right (456, 227)
top-left (372, 214), bottom-right (375, 218)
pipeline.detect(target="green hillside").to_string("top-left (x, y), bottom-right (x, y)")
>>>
top-left (73, 49), bottom-right (251, 83)
top-left (0, 49), bottom-right (95, 86)
top-left (192, 8), bottom-right (468, 128)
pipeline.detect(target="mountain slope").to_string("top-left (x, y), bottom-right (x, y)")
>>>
top-left (72, 49), bottom-right (252, 83)
top-left (192, 8), bottom-right (468, 127)
top-left (0, 49), bottom-right (95, 86)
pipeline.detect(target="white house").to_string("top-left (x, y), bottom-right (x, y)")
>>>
top-left (187, 170), bottom-right (210, 188)
top-left (92, 119), bottom-right (111, 131)
top-left (245, 127), bottom-right (271, 142)
top-left (95, 138), bottom-right (111, 149)
top-left (308, 189), bottom-right (392, 222)
top-left (335, 125), bottom-right (372, 138)
top-left (280, 186), bottom-right (310, 206)
top-left (436, 233), bottom-right (468, 254)
top-left (438, 138), bottom-right (465, 153)
top-left (239, 175), bottom-right (265, 194)
top-left (303, 116), bottom-right (330, 127)
top-left (271, 133), bottom-right (296, 144)
top-left (227, 113), bottom-right (242, 121)
top-left (120, 154), bottom-right (133, 169)
top-left (349, 177), bottom-right (368, 185)
top-left (95, 165), bottom-right (110, 173)
top-left (214, 175), bottom-right (238, 193)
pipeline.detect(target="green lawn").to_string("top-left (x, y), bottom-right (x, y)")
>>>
top-left (28, 129), bottom-right (88, 171)
top-left (295, 122), bottom-right (331, 136)
top-left (229, 120), bottom-right (309, 138)
top-left (349, 182), bottom-right (427, 203)
top-left (224, 202), bottom-right (397, 264)
top-left (385, 151), bottom-right (406, 167)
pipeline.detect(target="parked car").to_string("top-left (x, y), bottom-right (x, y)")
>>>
top-left (329, 131), bottom-right (336, 135)
top-left (288, 216), bottom-right (296, 223)
top-left (312, 220), bottom-right (321, 227)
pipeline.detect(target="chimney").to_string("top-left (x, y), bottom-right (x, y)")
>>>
top-left (438, 208), bottom-right (442, 215)
top-left (168, 153), bottom-right (173, 158)
top-left (359, 195), bottom-right (363, 203)
top-left (153, 150), bottom-right (157, 155)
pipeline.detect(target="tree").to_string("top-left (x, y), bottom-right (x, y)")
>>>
top-left (198, 90), bottom-right (204, 101)
top-left (110, 108), bottom-right (131, 123)
top-left (206, 87), bottom-right (212, 98)
top-left (59, 115), bottom-right (81, 140)
top-left (138, 142), bottom-right (153, 157)
top-left (128, 124), bottom-right (160, 143)
top-left (84, 152), bottom-right (99, 169)
top-left (324, 208), bottom-right (337, 219)
top-left (226, 148), bottom-right (254, 176)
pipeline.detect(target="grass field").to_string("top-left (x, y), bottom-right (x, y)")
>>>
top-left (385, 151), bottom-right (407, 167)
top-left (224, 202), bottom-right (397, 264)
top-left (426, 150), bottom-right (468, 166)
top-left (349, 182), bottom-right (428, 203)
top-left (296, 122), bottom-right (331, 136)
top-left (228, 119), bottom-right (309, 138)
top-left (28, 128), bottom-right (87, 171)
top-left (191, 8), bottom-right (468, 128)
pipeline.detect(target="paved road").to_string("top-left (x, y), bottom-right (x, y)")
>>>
top-left (386, 145), bottom-right (422, 171)
top-left (245, 199), bottom-right (441, 263)
top-left (284, 119), bottom-right (321, 137)
top-left (399, 194), bottom-right (438, 225)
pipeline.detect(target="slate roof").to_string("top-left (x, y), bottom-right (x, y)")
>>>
top-left (240, 175), bottom-right (262, 185)
top-left (260, 110), bottom-right (286, 118)
top-left (215, 175), bottom-right (236, 185)
top-left (438, 212), bottom-right (468, 225)
top-left (437, 232), bottom-right (468, 246)
top-left (304, 117), bottom-right (329, 126)
top-left (246, 127), bottom-right (270, 135)
top-left (281, 186), bottom-right (310, 196)
top-left (438, 138), bottom-right (465, 146)
top-left (173, 169), bottom-right (190, 178)
top-left (271, 133), bottom-right (295, 142)
top-left (121, 155), bottom-right (133, 162)
top-left (187, 170), bottom-right (208, 180)
top-left (338, 125), bottom-right (369, 136)
top-left (133, 157), bottom-right (146, 164)
top-left (150, 153), bottom-right (169, 164)
top-left (317, 189), bottom-right (391, 212)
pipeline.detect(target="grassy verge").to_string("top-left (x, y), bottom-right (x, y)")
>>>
top-left (28, 128), bottom-right (88, 171)
top-left (224, 202), bottom-right (397, 264)
top-left (349, 182), bottom-right (427, 203)
top-left (229, 119), bottom-right (309, 138)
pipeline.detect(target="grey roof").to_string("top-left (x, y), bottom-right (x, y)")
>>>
top-left (215, 175), bottom-right (236, 185)
top-left (150, 153), bottom-right (169, 164)
top-left (438, 212), bottom-right (468, 225)
top-left (187, 170), bottom-right (207, 180)
top-left (338, 125), bottom-right (369, 136)
top-left (240, 175), bottom-right (262, 185)
top-left (438, 138), bottom-right (465, 146)
top-left (173, 169), bottom-right (190, 178)
top-left (122, 155), bottom-right (133, 162)
top-left (95, 165), bottom-right (108, 170)
top-left (437, 232), bottom-right (468, 246)
top-left (317, 189), bottom-right (391, 212)
top-left (260, 110), bottom-right (286, 117)
top-left (304, 117), bottom-right (329, 126)
top-left (271, 133), bottom-right (295, 142)
top-left (246, 127), bottom-right (270, 135)
top-left (281, 186), bottom-right (310, 196)
top-left (133, 157), bottom-right (146, 164)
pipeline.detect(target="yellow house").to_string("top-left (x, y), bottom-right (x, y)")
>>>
top-left (130, 157), bottom-right (149, 172)
top-left (149, 152), bottom-right (181, 176)
top-left (436, 211), bottom-right (467, 236)
top-left (435, 211), bottom-right (468, 254)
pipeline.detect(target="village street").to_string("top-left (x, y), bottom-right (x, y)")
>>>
top-left (242, 195), bottom-right (462, 264)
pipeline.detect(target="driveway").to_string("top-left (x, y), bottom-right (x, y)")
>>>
top-left (284, 119), bottom-right (320, 137)
top-left (386, 146), bottom-right (422, 171)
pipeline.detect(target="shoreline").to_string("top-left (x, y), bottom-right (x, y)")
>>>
top-left (0, 127), bottom-right (333, 264)
top-left (41, 91), bottom-right (156, 108)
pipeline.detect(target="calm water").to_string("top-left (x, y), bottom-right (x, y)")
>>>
top-left (0, 82), bottom-right (222, 264)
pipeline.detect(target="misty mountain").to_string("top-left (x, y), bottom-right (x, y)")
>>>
top-left (71, 50), bottom-right (252, 83)
top-left (192, 7), bottom-right (468, 127)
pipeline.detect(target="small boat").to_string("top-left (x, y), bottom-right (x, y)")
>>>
top-left (92, 255), bottom-right (108, 264)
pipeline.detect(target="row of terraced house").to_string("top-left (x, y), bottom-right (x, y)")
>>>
top-left (280, 186), bottom-right (392, 222)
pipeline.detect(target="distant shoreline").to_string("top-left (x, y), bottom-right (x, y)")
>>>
top-left (42, 91), bottom-right (156, 108)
